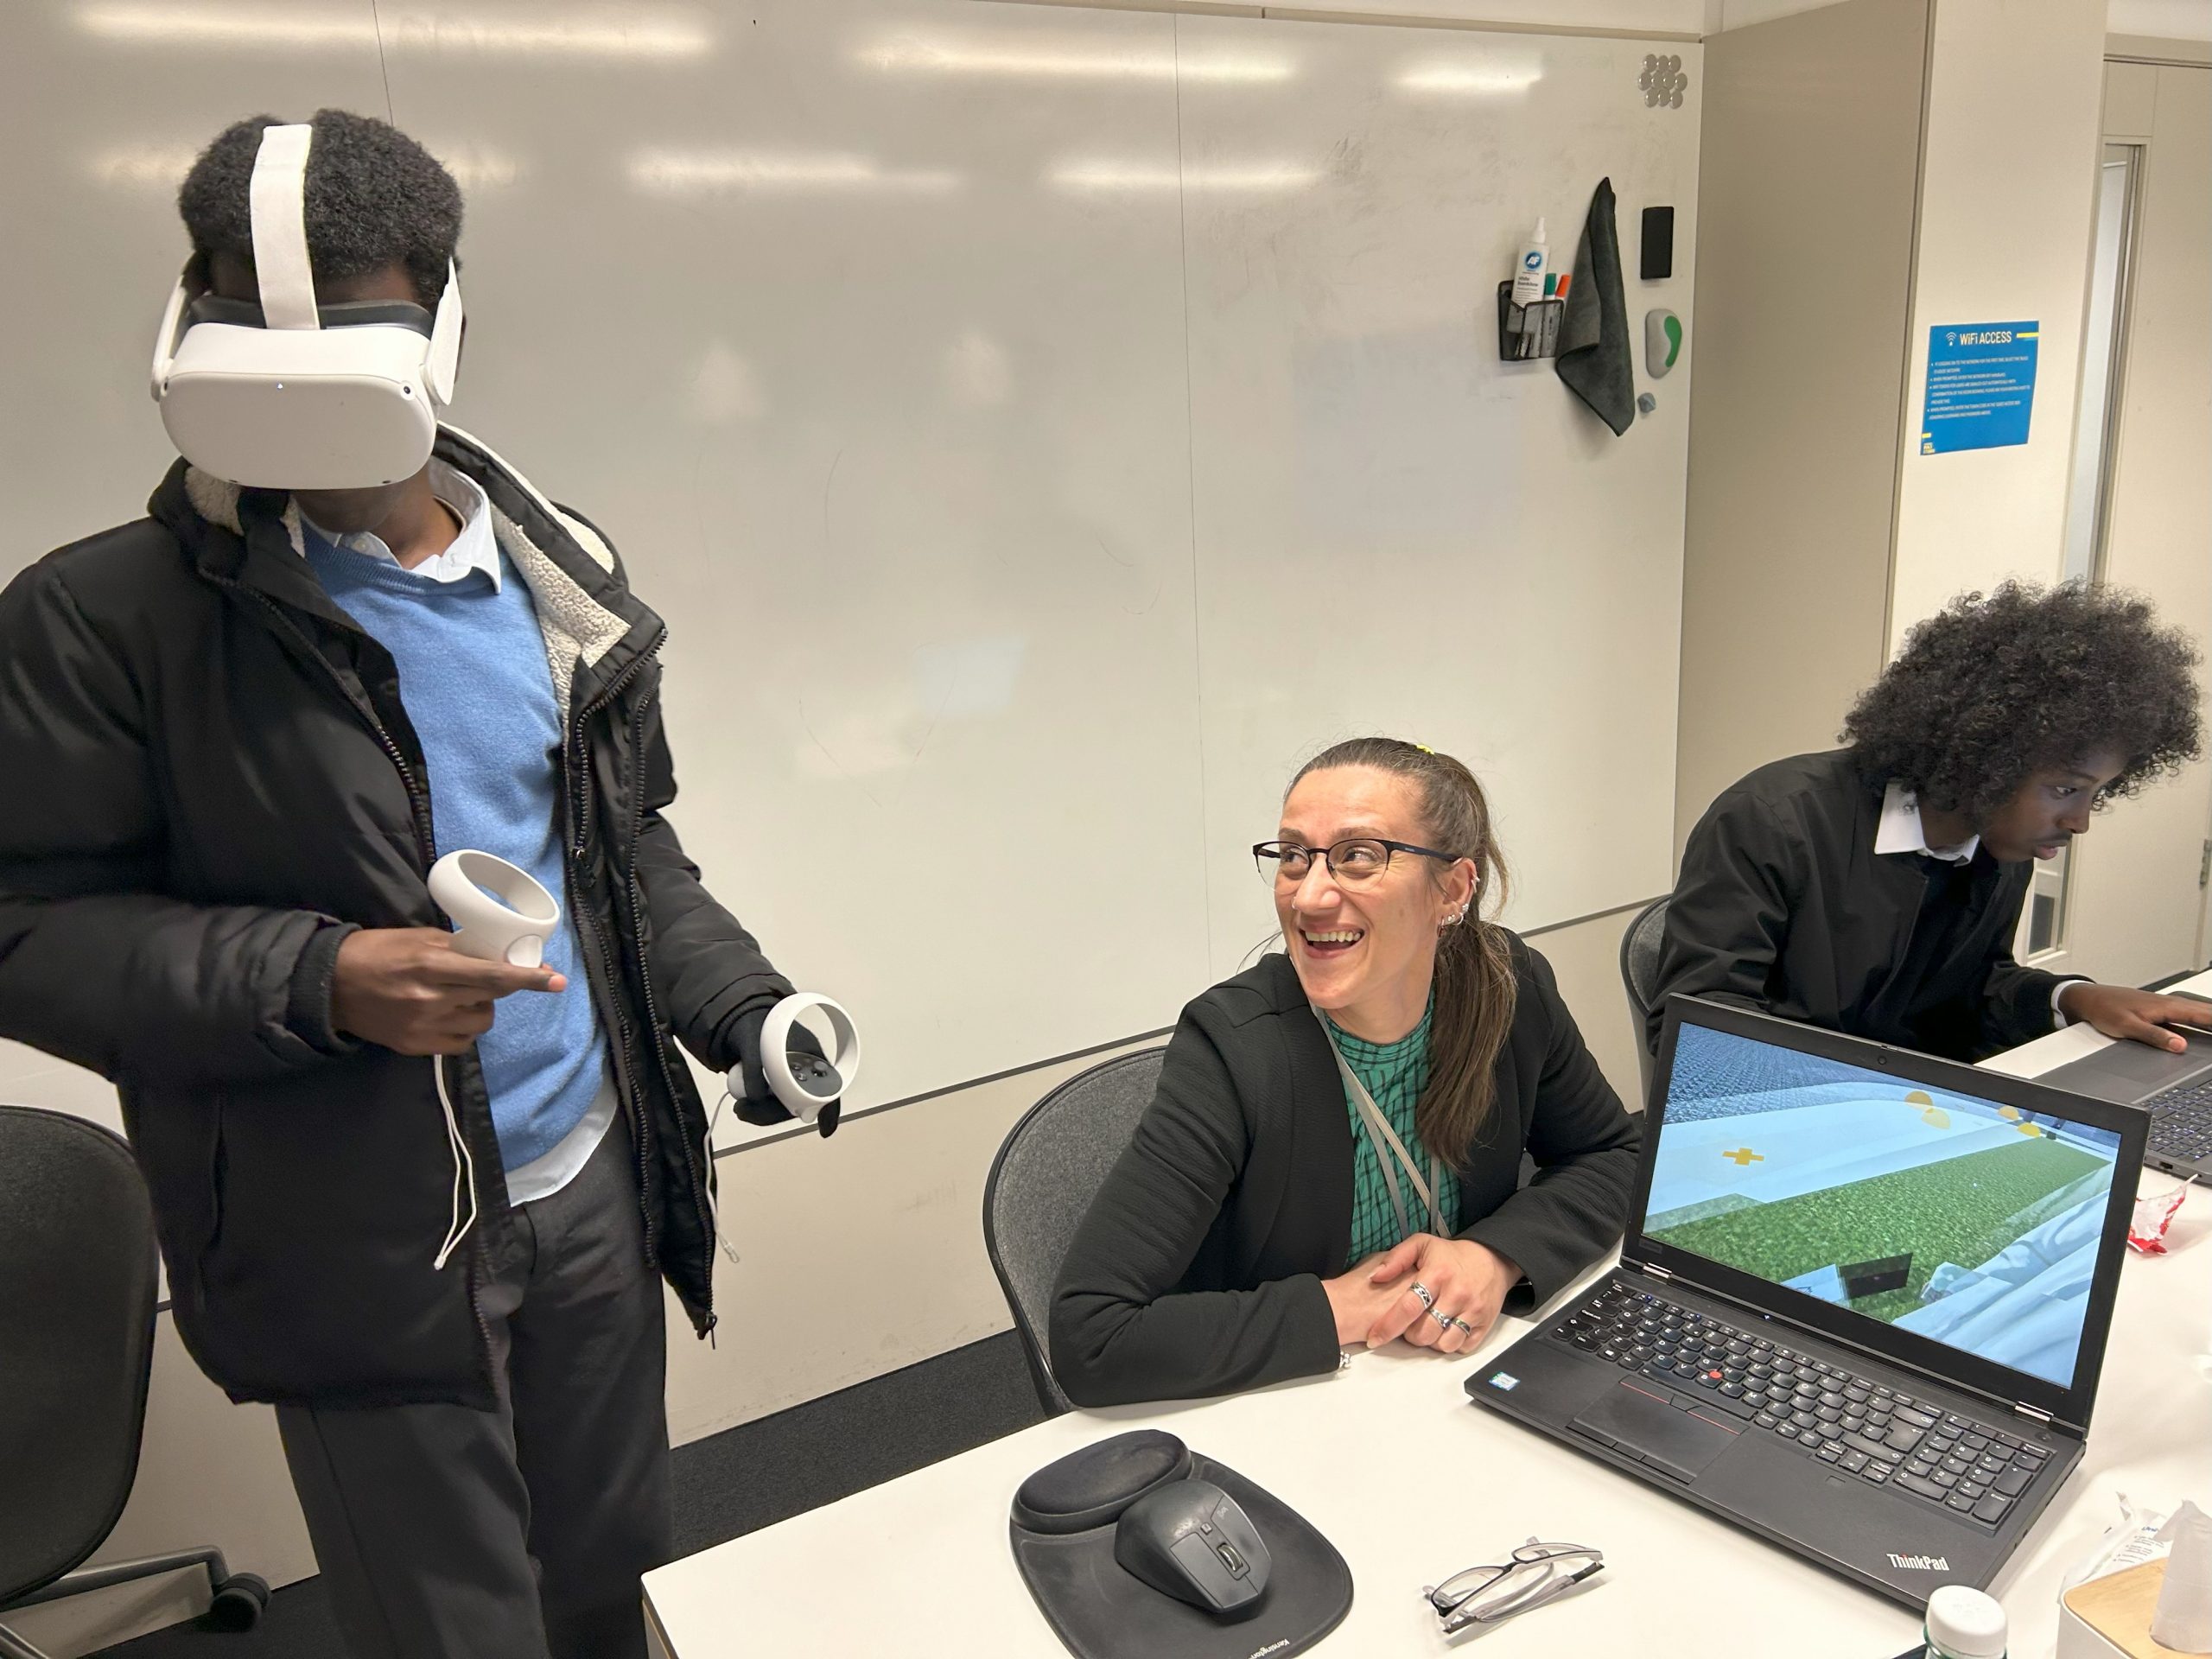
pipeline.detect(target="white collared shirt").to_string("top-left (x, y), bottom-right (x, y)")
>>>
top-left (1874, 780), bottom-right (2075, 1027)
top-left (297, 460), bottom-right (501, 588)
top-left (1873, 779), bottom-right (1980, 865)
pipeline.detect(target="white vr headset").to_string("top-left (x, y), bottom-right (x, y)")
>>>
top-left (149, 122), bottom-right (463, 490)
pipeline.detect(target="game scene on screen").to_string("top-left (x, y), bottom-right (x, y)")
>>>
top-left (1644, 1022), bottom-right (2123, 1389)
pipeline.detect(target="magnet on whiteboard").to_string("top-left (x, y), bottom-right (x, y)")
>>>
top-left (1644, 309), bottom-right (1681, 378)
top-left (1637, 391), bottom-right (1658, 416)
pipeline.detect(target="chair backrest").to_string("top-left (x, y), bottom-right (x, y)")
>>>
top-left (983, 1048), bottom-right (1166, 1413)
top-left (1619, 896), bottom-right (1671, 1103)
top-left (1619, 895), bottom-right (1670, 1021)
top-left (0, 1107), bottom-right (159, 1605)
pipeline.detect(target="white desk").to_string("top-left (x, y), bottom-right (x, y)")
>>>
top-left (645, 975), bottom-right (2212, 1657)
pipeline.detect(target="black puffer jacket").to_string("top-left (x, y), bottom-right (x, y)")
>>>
top-left (0, 432), bottom-right (786, 1408)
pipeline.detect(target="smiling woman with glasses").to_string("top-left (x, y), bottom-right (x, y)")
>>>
top-left (1048, 737), bottom-right (1639, 1408)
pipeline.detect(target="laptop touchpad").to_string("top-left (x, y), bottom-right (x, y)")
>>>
top-left (1571, 1382), bottom-right (1738, 1483)
top-left (2041, 1031), bottom-right (2212, 1104)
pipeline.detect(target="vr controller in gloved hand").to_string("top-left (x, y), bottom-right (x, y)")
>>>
top-left (729, 994), bottom-right (861, 1138)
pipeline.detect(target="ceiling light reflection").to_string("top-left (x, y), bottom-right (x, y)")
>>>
top-left (1395, 63), bottom-right (1545, 96)
top-left (856, 34), bottom-right (1293, 84)
top-left (429, 146), bottom-right (522, 190)
top-left (1049, 160), bottom-right (1322, 194)
top-left (86, 139), bottom-right (519, 192)
top-left (74, 3), bottom-right (712, 58)
top-left (86, 143), bottom-right (200, 188)
top-left (77, 4), bottom-right (371, 48)
top-left (629, 150), bottom-right (962, 195)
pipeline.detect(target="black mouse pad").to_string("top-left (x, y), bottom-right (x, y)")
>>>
top-left (1010, 1453), bottom-right (1352, 1659)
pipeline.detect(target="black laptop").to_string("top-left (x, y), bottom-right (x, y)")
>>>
top-left (2031, 988), bottom-right (2212, 1179)
top-left (1467, 995), bottom-right (2146, 1608)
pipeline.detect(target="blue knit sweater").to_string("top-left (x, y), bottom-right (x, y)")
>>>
top-left (303, 535), bottom-right (608, 1173)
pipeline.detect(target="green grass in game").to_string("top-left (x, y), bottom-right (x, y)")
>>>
top-left (1648, 1136), bottom-right (2106, 1323)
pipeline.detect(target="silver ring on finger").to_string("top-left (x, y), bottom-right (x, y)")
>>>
top-left (1428, 1306), bottom-right (1454, 1332)
top-left (1409, 1281), bottom-right (1435, 1311)
top-left (1449, 1316), bottom-right (1477, 1336)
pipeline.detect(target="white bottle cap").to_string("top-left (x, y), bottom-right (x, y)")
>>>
top-left (1924, 1585), bottom-right (2007, 1659)
top-left (1533, 216), bottom-right (1547, 241)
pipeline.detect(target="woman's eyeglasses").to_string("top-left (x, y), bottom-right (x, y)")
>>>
top-left (1422, 1539), bottom-right (1605, 1633)
top-left (1252, 837), bottom-right (1457, 888)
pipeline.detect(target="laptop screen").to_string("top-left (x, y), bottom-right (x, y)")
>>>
top-left (1644, 1019), bottom-right (2126, 1391)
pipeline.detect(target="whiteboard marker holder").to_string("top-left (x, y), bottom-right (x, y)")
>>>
top-left (1497, 282), bottom-right (1563, 361)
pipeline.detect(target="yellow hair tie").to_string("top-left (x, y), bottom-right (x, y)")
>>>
top-left (1415, 744), bottom-right (1433, 754)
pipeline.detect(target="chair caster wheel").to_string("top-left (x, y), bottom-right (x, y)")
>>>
top-left (202, 1572), bottom-right (270, 1632)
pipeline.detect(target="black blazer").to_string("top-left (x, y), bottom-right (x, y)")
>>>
top-left (1652, 750), bottom-right (2066, 1063)
top-left (1048, 938), bottom-right (1640, 1408)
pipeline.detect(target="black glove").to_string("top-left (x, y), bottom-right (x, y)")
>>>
top-left (732, 1006), bottom-right (842, 1137)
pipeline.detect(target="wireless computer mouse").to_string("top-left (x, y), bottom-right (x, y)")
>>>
top-left (1112, 1478), bottom-right (1272, 1617)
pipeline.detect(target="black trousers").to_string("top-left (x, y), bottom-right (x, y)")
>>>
top-left (276, 1115), bottom-right (671, 1659)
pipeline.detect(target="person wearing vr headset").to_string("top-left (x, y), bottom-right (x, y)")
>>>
top-left (0, 111), bottom-right (831, 1659)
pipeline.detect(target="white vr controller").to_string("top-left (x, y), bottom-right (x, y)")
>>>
top-left (428, 849), bottom-right (858, 1124)
top-left (423, 850), bottom-right (560, 1270)
top-left (429, 849), bottom-right (558, 968)
top-left (734, 993), bottom-right (861, 1128)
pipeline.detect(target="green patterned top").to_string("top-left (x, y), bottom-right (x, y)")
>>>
top-left (1326, 998), bottom-right (1461, 1267)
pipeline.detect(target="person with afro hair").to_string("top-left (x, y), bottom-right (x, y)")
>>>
top-left (0, 111), bottom-right (830, 1659)
top-left (1652, 581), bottom-right (2203, 1064)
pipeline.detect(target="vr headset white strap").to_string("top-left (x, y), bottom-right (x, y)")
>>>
top-left (426, 260), bottom-right (463, 404)
top-left (250, 124), bottom-right (320, 330)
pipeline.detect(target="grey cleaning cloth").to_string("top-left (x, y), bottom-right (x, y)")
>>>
top-left (1554, 176), bottom-right (1636, 435)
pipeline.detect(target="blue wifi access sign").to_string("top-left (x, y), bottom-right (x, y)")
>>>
top-left (1920, 321), bottom-right (2038, 454)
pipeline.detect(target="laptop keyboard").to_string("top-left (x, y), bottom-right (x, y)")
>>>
top-left (2150, 1075), bottom-right (2212, 1162)
top-left (1552, 1282), bottom-right (2050, 1530)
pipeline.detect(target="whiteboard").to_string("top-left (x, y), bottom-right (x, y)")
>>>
top-left (0, 1), bottom-right (1696, 1116)
top-left (1169, 15), bottom-right (1699, 976)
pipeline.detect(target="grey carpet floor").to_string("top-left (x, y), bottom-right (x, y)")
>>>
top-left (92, 1332), bottom-right (1051, 1658)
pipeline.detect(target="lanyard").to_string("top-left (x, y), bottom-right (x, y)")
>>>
top-left (1320, 1014), bottom-right (1446, 1241)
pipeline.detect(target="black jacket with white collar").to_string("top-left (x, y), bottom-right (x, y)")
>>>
top-left (1652, 748), bottom-right (2068, 1063)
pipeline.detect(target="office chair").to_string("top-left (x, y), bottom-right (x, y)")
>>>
top-left (1618, 896), bottom-right (1671, 1105)
top-left (0, 1107), bottom-right (267, 1659)
top-left (982, 1048), bottom-right (1166, 1413)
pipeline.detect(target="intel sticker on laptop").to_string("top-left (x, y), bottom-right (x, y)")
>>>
top-left (1489, 1372), bottom-right (1519, 1392)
